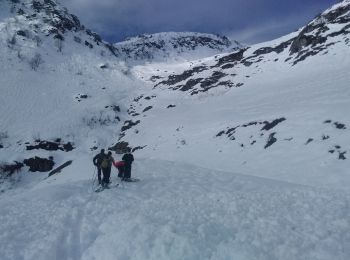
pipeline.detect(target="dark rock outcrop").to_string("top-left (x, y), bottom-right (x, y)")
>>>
top-left (109, 141), bottom-right (132, 154)
top-left (264, 133), bottom-right (277, 149)
top-left (215, 48), bottom-right (246, 67)
top-left (24, 156), bottom-right (55, 172)
top-left (26, 140), bottom-right (74, 152)
top-left (261, 118), bottom-right (286, 131)
top-left (156, 66), bottom-right (207, 87)
top-left (290, 2), bottom-right (350, 64)
top-left (121, 120), bottom-right (141, 132)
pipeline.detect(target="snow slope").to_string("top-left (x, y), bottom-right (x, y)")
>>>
top-left (120, 0), bottom-right (350, 189)
top-left (0, 0), bottom-right (138, 164)
top-left (1, 0), bottom-right (350, 259)
top-left (125, 44), bottom-right (350, 189)
top-left (1, 158), bottom-right (349, 260)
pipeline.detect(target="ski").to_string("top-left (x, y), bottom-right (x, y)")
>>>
top-left (122, 178), bottom-right (140, 182)
top-left (95, 183), bottom-right (119, 192)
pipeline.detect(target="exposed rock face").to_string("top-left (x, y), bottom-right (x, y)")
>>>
top-left (155, 66), bottom-right (208, 88)
top-left (153, 1), bottom-right (350, 95)
top-left (290, 1), bottom-right (350, 64)
top-left (26, 140), bottom-right (74, 152)
top-left (24, 156), bottom-right (55, 172)
top-left (3, 0), bottom-right (114, 58)
top-left (109, 141), bottom-right (132, 154)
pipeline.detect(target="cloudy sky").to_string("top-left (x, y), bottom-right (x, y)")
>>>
top-left (60, 0), bottom-right (338, 44)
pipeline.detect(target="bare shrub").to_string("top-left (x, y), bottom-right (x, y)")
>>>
top-left (55, 39), bottom-right (63, 52)
top-left (29, 53), bottom-right (43, 70)
top-left (83, 111), bottom-right (117, 129)
top-left (33, 35), bottom-right (42, 47)
top-left (0, 161), bottom-right (24, 176)
top-left (7, 35), bottom-right (16, 48)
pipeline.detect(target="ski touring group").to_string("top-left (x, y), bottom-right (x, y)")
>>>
top-left (93, 149), bottom-right (135, 191)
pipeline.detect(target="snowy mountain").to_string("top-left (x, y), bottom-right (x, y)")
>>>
top-left (0, 0), bottom-right (117, 57)
top-left (151, 1), bottom-right (350, 94)
top-left (113, 32), bottom-right (242, 64)
top-left (1, 0), bottom-right (350, 259)
top-left (0, 0), bottom-right (142, 186)
top-left (118, 0), bottom-right (350, 188)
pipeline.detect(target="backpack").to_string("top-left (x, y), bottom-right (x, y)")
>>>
top-left (100, 158), bottom-right (109, 168)
top-left (115, 161), bottom-right (125, 168)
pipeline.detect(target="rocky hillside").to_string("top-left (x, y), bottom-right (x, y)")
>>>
top-left (0, 0), bottom-right (136, 179)
top-left (1, 0), bottom-right (349, 190)
top-left (0, 0), bottom-right (119, 60)
top-left (113, 32), bottom-right (242, 64)
top-left (151, 0), bottom-right (350, 95)
top-left (115, 0), bottom-right (350, 188)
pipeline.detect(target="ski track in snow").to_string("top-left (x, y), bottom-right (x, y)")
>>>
top-left (0, 159), bottom-right (349, 260)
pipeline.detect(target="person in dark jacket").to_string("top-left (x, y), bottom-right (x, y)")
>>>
top-left (122, 150), bottom-right (134, 180)
top-left (101, 151), bottom-right (114, 187)
top-left (93, 149), bottom-right (105, 185)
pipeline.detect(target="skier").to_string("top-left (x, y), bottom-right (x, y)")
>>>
top-left (93, 149), bottom-right (105, 185)
top-left (100, 151), bottom-right (114, 187)
top-left (122, 149), bottom-right (134, 181)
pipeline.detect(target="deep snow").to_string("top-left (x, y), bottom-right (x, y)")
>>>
top-left (1, 158), bottom-right (349, 260)
top-left (1, 0), bottom-right (350, 259)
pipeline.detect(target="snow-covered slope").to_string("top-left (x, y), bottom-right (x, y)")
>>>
top-left (113, 32), bottom-right (242, 64)
top-left (1, 0), bottom-right (350, 259)
top-left (0, 0), bottom-right (138, 172)
top-left (118, 0), bottom-right (350, 188)
top-left (1, 158), bottom-right (349, 260)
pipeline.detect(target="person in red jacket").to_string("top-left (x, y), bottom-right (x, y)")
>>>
top-left (113, 160), bottom-right (125, 178)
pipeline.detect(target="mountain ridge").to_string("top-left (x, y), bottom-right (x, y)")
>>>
top-left (113, 31), bottom-right (243, 64)
top-left (0, 0), bottom-right (349, 190)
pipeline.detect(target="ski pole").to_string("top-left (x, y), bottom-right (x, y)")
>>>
top-left (91, 167), bottom-right (97, 191)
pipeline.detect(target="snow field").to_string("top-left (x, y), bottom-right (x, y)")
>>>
top-left (0, 158), bottom-right (349, 260)
top-left (123, 34), bottom-right (350, 189)
top-left (0, 1), bottom-right (350, 259)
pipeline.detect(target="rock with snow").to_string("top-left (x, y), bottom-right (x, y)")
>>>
top-left (113, 32), bottom-right (243, 64)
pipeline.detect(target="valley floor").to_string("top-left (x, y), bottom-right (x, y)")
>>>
top-left (0, 158), bottom-right (349, 260)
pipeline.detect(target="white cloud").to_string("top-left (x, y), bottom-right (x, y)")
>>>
top-left (226, 18), bottom-right (302, 44)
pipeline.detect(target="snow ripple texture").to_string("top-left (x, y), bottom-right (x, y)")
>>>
top-left (0, 159), bottom-right (349, 260)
